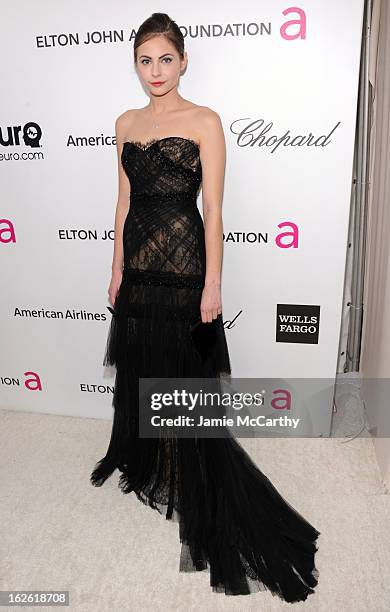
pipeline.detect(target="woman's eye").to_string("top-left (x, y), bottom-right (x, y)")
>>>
top-left (141, 58), bottom-right (172, 65)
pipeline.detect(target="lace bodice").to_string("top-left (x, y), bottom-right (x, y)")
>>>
top-left (120, 136), bottom-right (206, 283)
top-left (121, 136), bottom-right (202, 199)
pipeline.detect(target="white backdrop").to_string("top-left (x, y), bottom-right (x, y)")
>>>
top-left (0, 1), bottom-right (364, 435)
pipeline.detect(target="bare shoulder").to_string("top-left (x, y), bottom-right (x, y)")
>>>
top-left (193, 105), bottom-right (222, 120)
top-left (191, 105), bottom-right (222, 127)
top-left (192, 105), bottom-right (224, 149)
top-left (114, 108), bottom-right (139, 142)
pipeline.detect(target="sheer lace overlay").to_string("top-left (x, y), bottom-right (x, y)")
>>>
top-left (122, 137), bottom-right (204, 281)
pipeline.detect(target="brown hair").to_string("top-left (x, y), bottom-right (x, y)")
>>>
top-left (133, 13), bottom-right (185, 63)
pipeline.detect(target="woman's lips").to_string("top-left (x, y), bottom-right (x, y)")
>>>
top-left (150, 82), bottom-right (165, 87)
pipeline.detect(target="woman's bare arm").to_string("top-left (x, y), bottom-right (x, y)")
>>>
top-left (198, 108), bottom-right (226, 321)
top-left (199, 108), bottom-right (226, 289)
top-left (111, 112), bottom-right (132, 275)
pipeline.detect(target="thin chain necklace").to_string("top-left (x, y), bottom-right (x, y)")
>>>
top-left (149, 106), bottom-right (161, 129)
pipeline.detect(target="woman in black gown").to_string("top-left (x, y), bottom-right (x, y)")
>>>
top-left (90, 12), bottom-right (320, 603)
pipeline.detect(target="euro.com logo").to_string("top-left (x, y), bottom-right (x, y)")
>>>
top-left (0, 122), bottom-right (42, 148)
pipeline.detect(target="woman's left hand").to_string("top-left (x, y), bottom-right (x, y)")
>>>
top-left (200, 282), bottom-right (222, 323)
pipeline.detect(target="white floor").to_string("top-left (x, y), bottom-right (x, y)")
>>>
top-left (1, 379), bottom-right (390, 611)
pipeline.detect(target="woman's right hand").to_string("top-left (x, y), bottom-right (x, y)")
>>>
top-left (108, 269), bottom-right (123, 307)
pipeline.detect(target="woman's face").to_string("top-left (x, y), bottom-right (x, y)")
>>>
top-left (135, 35), bottom-right (187, 96)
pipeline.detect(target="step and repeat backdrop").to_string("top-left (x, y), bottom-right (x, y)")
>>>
top-left (1, 1), bottom-right (364, 435)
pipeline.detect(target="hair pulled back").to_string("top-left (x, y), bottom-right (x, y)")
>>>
top-left (133, 13), bottom-right (185, 63)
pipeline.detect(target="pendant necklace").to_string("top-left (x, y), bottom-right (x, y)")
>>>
top-left (150, 106), bottom-right (161, 129)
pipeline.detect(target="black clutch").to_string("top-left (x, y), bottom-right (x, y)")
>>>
top-left (189, 316), bottom-right (219, 363)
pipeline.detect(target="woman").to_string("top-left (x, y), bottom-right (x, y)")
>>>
top-left (91, 12), bottom-right (320, 603)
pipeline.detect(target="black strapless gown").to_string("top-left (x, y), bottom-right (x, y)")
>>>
top-left (90, 136), bottom-right (320, 603)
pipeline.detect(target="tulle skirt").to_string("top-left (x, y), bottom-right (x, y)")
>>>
top-left (90, 271), bottom-right (320, 602)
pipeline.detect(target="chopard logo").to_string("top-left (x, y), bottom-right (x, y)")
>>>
top-left (230, 119), bottom-right (341, 153)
